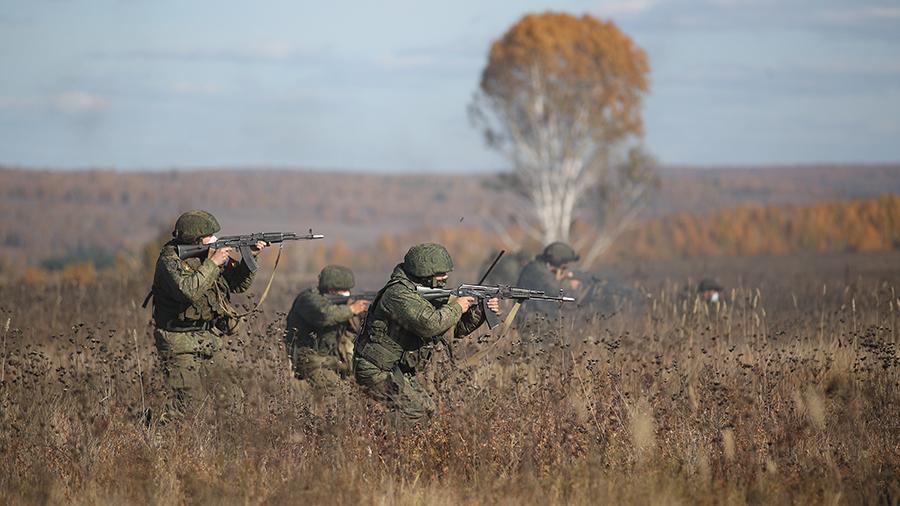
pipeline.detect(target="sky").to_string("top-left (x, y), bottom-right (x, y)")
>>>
top-left (1, 0), bottom-right (899, 171)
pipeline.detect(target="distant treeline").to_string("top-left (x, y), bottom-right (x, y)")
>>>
top-left (4, 165), bottom-right (900, 274)
top-left (610, 194), bottom-right (900, 261)
top-left (293, 193), bottom-right (900, 278)
top-left (5, 191), bottom-right (900, 285)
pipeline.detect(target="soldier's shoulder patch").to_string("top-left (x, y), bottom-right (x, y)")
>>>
top-left (161, 253), bottom-right (196, 273)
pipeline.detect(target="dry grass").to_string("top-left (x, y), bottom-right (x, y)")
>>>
top-left (1, 255), bottom-right (899, 505)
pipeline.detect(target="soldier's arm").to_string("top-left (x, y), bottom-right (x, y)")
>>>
top-left (223, 259), bottom-right (255, 293)
top-left (297, 292), bottom-right (354, 327)
top-left (381, 285), bottom-right (463, 340)
top-left (455, 302), bottom-right (487, 338)
top-left (158, 254), bottom-right (221, 305)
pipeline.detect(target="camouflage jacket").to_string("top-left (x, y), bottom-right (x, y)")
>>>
top-left (354, 264), bottom-right (486, 374)
top-left (516, 260), bottom-right (567, 322)
top-left (151, 240), bottom-right (255, 331)
top-left (285, 287), bottom-right (358, 357)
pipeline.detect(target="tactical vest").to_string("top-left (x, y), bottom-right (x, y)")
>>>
top-left (152, 251), bottom-right (233, 331)
top-left (355, 279), bottom-right (438, 374)
top-left (294, 318), bottom-right (348, 355)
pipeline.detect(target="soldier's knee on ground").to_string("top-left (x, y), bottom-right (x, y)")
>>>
top-left (163, 352), bottom-right (205, 406)
top-left (202, 354), bottom-right (244, 414)
top-left (377, 369), bottom-right (435, 421)
top-left (305, 367), bottom-right (343, 394)
top-left (393, 376), bottom-right (436, 420)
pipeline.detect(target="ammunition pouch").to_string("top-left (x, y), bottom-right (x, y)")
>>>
top-left (159, 316), bottom-right (236, 335)
top-left (356, 320), bottom-right (403, 371)
top-left (153, 327), bottom-right (222, 358)
top-left (399, 345), bottom-right (433, 374)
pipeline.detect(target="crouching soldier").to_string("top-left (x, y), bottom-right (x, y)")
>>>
top-left (353, 243), bottom-right (499, 421)
top-left (285, 265), bottom-right (370, 392)
top-left (148, 210), bottom-right (268, 420)
top-left (515, 242), bottom-right (581, 330)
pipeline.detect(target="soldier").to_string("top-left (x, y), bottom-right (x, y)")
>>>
top-left (353, 243), bottom-right (500, 421)
top-left (698, 278), bottom-right (724, 303)
top-left (285, 265), bottom-right (370, 392)
top-left (515, 242), bottom-right (581, 329)
top-left (148, 210), bottom-right (268, 419)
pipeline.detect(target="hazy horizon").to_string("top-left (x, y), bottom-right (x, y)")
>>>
top-left (3, 161), bottom-right (900, 174)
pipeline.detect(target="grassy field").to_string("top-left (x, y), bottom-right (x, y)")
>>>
top-left (1, 251), bottom-right (899, 504)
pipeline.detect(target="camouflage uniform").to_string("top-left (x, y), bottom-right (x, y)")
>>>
top-left (353, 244), bottom-right (486, 420)
top-left (516, 242), bottom-right (579, 329)
top-left (285, 265), bottom-right (361, 392)
top-left (149, 210), bottom-right (253, 418)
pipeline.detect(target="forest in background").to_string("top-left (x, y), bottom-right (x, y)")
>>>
top-left (2, 164), bottom-right (899, 285)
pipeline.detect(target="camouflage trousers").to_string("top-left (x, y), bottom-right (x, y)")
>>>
top-left (153, 328), bottom-right (244, 420)
top-left (292, 347), bottom-right (350, 394)
top-left (353, 357), bottom-right (436, 421)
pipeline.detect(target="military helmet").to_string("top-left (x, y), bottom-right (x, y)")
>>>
top-left (173, 210), bottom-right (220, 243)
top-left (318, 265), bottom-right (355, 292)
top-left (539, 242), bottom-right (579, 267)
top-left (698, 279), bottom-right (723, 293)
top-left (403, 243), bottom-right (454, 278)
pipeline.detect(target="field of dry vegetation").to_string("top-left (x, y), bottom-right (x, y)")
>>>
top-left (1, 251), bottom-right (899, 504)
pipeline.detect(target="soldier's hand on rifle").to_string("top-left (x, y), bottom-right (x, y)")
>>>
top-left (454, 296), bottom-right (476, 313)
top-left (486, 297), bottom-right (501, 315)
top-left (250, 240), bottom-right (269, 256)
top-left (567, 278), bottom-right (582, 290)
top-left (350, 299), bottom-right (370, 315)
top-left (210, 246), bottom-right (234, 266)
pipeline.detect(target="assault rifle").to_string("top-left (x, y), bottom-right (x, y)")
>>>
top-left (176, 231), bottom-right (324, 273)
top-left (324, 292), bottom-right (378, 305)
top-left (416, 284), bottom-right (575, 330)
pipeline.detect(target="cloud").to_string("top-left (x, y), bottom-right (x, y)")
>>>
top-left (612, 0), bottom-right (900, 34)
top-left (0, 96), bottom-right (37, 110)
top-left (817, 6), bottom-right (900, 24)
top-left (0, 91), bottom-right (107, 115)
top-left (104, 41), bottom-right (326, 64)
top-left (169, 81), bottom-right (225, 96)
top-left (704, 0), bottom-right (776, 7)
top-left (374, 52), bottom-right (436, 70)
top-left (801, 60), bottom-right (900, 76)
top-left (51, 91), bottom-right (107, 114)
top-left (598, 0), bottom-right (660, 16)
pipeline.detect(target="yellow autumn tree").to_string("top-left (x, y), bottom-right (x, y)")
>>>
top-left (471, 12), bottom-right (654, 254)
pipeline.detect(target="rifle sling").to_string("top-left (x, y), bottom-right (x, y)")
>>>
top-left (141, 289), bottom-right (154, 309)
top-left (461, 301), bottom-right (521, 368)
top-left (231, 243), bottom-right (283, 318)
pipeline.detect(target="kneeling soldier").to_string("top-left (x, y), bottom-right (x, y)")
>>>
top-left (353, 243), bottom-right (499, 421)
top-left (285, 265), bottom-right (369, 392)
top-left (516, 242), bottom-right (581, 329)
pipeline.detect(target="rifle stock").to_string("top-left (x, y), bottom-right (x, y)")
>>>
top-left (323, 292), bottom-right (378, 305)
